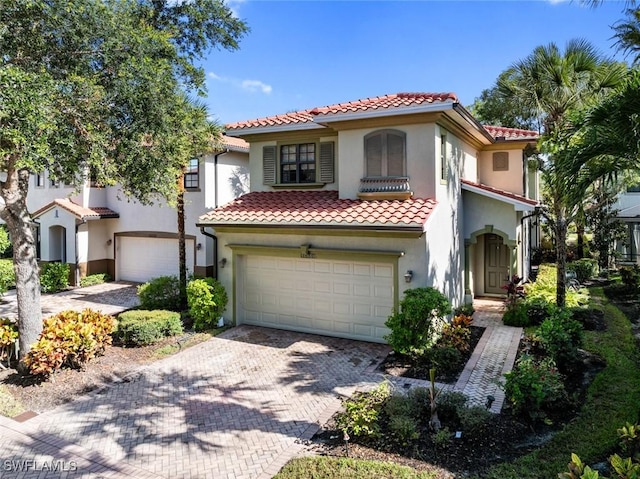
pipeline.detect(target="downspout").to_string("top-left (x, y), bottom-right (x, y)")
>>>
top-left (199, 226), bottom-right (218, 279)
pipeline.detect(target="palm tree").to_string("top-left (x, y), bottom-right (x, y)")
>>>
top-left (497, 39), bottom-right (627, 307)
top-left (613, 8), bottom-right (640, 65)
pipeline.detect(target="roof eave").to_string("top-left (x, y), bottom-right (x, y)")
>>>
top-left (462, 183), bottom-right (538, 211)
top-left (313, 101), bottom-right (455, 124)
top-left (225, 122), bottom-right (326, 136)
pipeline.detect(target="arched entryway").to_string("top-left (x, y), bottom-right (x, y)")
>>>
top-left (465, 226), bottom-right (516, 299)
top-left (48, 225), bottom-right (66, 263)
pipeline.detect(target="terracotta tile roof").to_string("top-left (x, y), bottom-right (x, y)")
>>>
top-left (32, 198), bottom-right (119, 220)
top-left (226, 92), bottom-right (459, 131)
top-left (220, 135), bottom-right (249, 152)
top-left (461, 180), bottom-right (539, 206)
top-left (198, 190), bottom-right (437, 229)
top-left (483, 125), bottom-right (540, 141)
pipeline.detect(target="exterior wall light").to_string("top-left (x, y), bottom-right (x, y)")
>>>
top-left (219, 258), bottom-right (227, 268)
top-left (196, 243), bottom-right (202, 250)
top-left (404, 270), bottom-right (413, 283)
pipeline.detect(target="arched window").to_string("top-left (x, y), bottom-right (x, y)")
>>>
top-left (364, 129), bottom-right (406, 177)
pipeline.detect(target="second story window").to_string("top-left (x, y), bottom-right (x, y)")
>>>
top-left (365, 130), bottom-right (405, 177)
top-left (281, 143), bottom-right (316, 183)
top-left (184, 158), bottom-right (199, 189)
top-left (35, 173), bottom-right (45, 188)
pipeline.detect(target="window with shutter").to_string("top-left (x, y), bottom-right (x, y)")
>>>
top-left (364, 129), bottom-right (406, 177)
top-left (263, 145), bottom-right (277, 185)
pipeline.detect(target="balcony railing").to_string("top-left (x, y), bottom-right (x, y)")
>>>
top-left (358, 176), bottom-right (411, 198)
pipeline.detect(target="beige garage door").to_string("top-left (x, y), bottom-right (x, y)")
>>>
top-left (116, 236), bottom-right (194, 282)
top-left (238, 255), bottom-right (395, 343)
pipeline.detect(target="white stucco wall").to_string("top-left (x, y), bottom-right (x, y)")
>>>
top-left (36, 208), bottom-right (76, 264)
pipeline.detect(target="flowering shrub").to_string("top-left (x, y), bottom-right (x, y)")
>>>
top-left (24, 309), bottom-right (116, 376)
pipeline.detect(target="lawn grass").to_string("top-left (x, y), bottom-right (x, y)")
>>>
top-left (151, 326), bottom-right (229, 359)
top-left (481, 287), bottom-right (640, 478)
top-left (274, 456), bottom-right (442, 479)
top-left (0, 383), bottom-right (24, 418)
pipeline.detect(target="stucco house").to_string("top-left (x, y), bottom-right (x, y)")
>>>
top-left (198, 92), bottom-right (540, 343)
top-left (614, 186), bottom-right (640, 264)
top-left (30, 135), bottom-right (249, 284)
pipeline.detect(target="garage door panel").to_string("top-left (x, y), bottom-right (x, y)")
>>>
top-left (238, 255), bottom-right (395, 343)
top-left (117, 237), bottom-right (193, 283)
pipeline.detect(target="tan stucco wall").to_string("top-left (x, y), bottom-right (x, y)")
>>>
top-left (477, 149), bottom-right (524, 195)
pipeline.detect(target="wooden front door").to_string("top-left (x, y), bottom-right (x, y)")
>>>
top-left (485, 234), bottom-right (510, 294)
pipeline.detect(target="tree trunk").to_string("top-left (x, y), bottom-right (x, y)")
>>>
top-left (576, 221), bottom-right (584, 259)
top-left (177, 172), bottom-right (187, 311)
top-left (0, 167), bottom-right (42, 359)
top-left (555, 214), bottom-right (568, 309)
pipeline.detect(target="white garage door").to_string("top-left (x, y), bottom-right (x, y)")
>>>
top-left (116, 236), bottom-right (194, 282)
top-left (238, 255), bottom-right (395, 343)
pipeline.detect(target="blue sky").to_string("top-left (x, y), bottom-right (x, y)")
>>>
top-left (200, 0), bottom-right (632, 126)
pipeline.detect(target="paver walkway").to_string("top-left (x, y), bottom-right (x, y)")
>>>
top-left (0, 292), bottom-right (520, 478)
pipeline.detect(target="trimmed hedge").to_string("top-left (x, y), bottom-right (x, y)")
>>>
top-left (137, 276), bottom-right (181, 311)
top-left (80, 273), bottom-right (111, 287)
top-left (40, 262), bottom-right (69, 293)
top-left (116, 310), bottom-right (183, 346)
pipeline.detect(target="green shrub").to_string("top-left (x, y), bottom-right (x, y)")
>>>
top-left (80, 273), bottom-right (111, 287)
top-left (524, 264), bottom-right (590, 308)
top-left (388, 414), bottom-right (420, 445)
top-left (533, 307), bottom-right (583, 373)
top-left (620, 265), bottom-right (640, 291)
top-left (567, 259), bottom-right (597, 284)
top-left (116, 310), bottom-right (183, 346)
top-left (0, 259), bottom-right (15, 294)
top-left (40, 262), bottom-right (69, 293)
top-left (503, 354), bottom-right (566, 422)
top-left (436, 390), bottom-right (468, 425)
top-left (0, 226), bottom-right (10, 258)
top-left (137, 276), bottom-right (181, 311)
top-left (384, 394), bottom-right (416, 419)
top-left (524, 298), bottom-right (553, 326)
top-left (458, 405), bottom-right (492, 435)
top-left (335, 382), bottom-right (391, 438)
top-left (453, 303), bottom-right (475, 317)
top-left (418, 346), bottom-right (463, 377)
top-left (503, 300), bottom-right (530, 327)
top-left (384, 287), bottom-right (451, 357)
top-left (24, 309), bottom-right (116, 376)
top-left (186, 278), bottom-right (228, 331)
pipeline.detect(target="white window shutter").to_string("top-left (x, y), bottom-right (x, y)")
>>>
top-left (319, 142), bottom-right (335, 183)
top-left (263, 145), bottom-right (277, 185)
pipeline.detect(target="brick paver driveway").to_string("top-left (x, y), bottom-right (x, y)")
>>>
top-left (1, 326), bottom-right (389, 479)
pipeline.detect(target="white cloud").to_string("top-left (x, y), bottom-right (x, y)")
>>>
top-left (546, 0), bottom-right (569, 4)
top-left (241, 79), bottom-right (273, 94)
top-left (207, 71), bottom-right (273, 95)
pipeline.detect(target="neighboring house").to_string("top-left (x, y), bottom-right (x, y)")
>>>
top-left (197, 92), bottom-right (540, 343)
top-left (614, 185), bottom-right (640, 263)
top-left (30, 135), bottom-right (249, 285)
